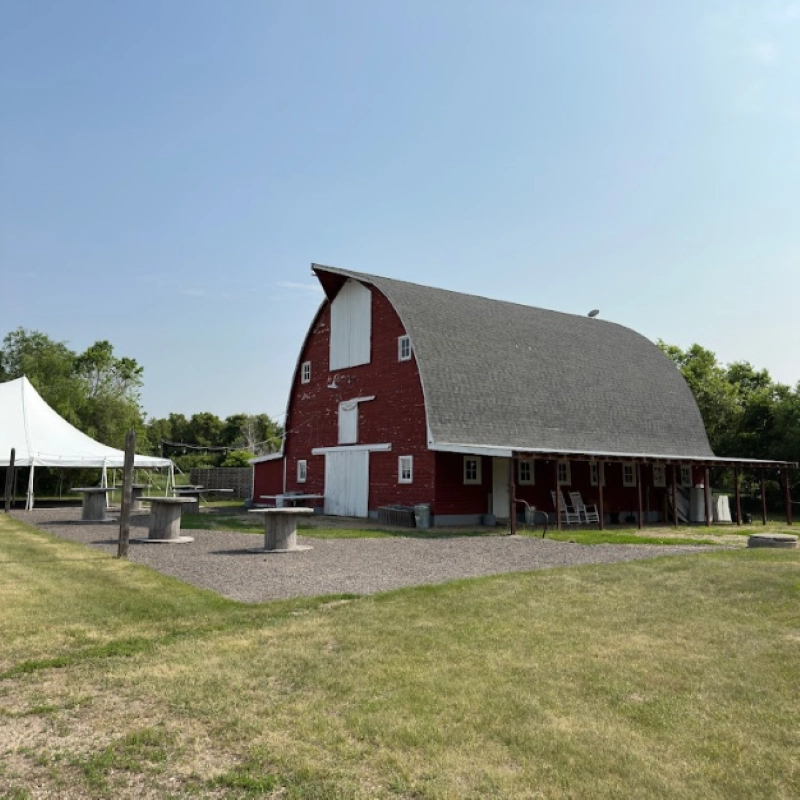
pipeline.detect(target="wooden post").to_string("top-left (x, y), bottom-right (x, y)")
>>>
top-left (734, 467), bottom-right (742, 527)
top-left (784, 469), bottom-right (793, 526)
top-left (117, 431), bottom-right (136, 558)
top-left (508, 454), bottom-right (517, 535)
top-left (636, 463), bottom-right (643, 530)
top-left (555, 461), bottom-right (562, 531)
top-left (598, 461), bottom-right (605, 530)
top-left (704, 467), bottom-right (712, 527)
top-left (4, 449), bottom-right (15, 513)
top-left (672, 465), bottom-right (678, 527)
top-left (760, 469), bottom-right (767, 526)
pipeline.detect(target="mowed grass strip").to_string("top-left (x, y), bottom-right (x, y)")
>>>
top-left (1, 514), bottom-right (799, 799)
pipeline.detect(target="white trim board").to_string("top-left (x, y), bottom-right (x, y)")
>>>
top-left (312, 443), bottom-right (392, 455)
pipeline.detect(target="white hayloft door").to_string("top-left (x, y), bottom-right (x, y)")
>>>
top-left (329, 279), bottom-right (372, 370)
top-left (324, 450), bottom-right (369, 517)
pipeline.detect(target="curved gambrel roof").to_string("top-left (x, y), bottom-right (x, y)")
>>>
top-left (312, 264), bottom-right (716, 460)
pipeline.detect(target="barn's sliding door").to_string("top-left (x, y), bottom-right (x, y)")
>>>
top-left (324, 450), bottom-right (369, 517)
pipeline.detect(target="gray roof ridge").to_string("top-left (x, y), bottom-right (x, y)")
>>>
top-left (311, 262), bottom-right (630, 333)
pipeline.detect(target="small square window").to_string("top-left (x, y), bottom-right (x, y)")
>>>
top-left (557, 460), bottom-right (571, 485)
top-left (398, 335), bottom-right (412, 362)
top-left (301, 361), bottom-right (311, 384)
top-left (297, 460), bottom-right (307, 483)
top-left (398, 456), bottom-right (413, 484)
top-left (680, 465), bottom-right (692, 488)
top-left (622, 462), bottom-right (637, 487)
top-left (464, 457), bottom-right (482, 485)
top-left (518, 459), bottom-right (534, 485)
top-left (590, 462), bottom-right (606, 487)
top-left (653, 464), bottom-right (666, 488)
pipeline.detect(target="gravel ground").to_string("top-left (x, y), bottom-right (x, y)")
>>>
top-left (12, 508), bottom-right (722, 604)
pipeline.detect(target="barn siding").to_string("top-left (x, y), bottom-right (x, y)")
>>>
top-left (252, 458), bottom-right (284, 501)
top-left (271, 285), bottom-right (432, 515)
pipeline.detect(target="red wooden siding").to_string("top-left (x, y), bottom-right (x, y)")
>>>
top-left (252, 458), bottom-right (283, 501)
top-left (267, 285), bottom-right (433, 512)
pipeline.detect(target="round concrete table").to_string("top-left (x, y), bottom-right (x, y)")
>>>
top-left (71, 487), bottom-right (114, 522)
top-left (136, 496), bottom-right (195, 543)
top-left (248, 507), bottom-right (314, 553)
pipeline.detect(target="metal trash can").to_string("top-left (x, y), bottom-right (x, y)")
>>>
top-left (414, 503), bottom-right (431, 529)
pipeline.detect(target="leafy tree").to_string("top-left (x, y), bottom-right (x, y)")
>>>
top-left (221, 450), bottom-right (255, 467)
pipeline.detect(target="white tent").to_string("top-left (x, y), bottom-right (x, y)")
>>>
top-left (0, 376), bottom-right (173, 508)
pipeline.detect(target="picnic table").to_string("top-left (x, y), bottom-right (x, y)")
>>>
top-left (260, 493), bottom-right (324, 509)
top-left (174, 486), bottom-right (234, 513)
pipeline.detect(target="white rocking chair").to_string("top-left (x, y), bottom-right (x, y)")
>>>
top-left (569, 491), bottom-right (600, 525)
top-left (551, 490), bottom-right (581, 525)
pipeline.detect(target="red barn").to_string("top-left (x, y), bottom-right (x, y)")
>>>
top-left (253, 265), bottom-right (795, 527)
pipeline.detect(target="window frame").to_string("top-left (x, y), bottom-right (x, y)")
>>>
top-left (680, 465), bottom-right (693, 488)
top-left (652, 464), bottom-right (666, 488)
top-left (301, 361), bottom-right (311, 384)
top-left (518, 459), bottom-right (534, 485)
top-left (463, 456), bottom-right (482, 485)
top-left (557, 460), bottom-right (571, 485)
top-left (398, 455), bottom-right (413, 484)
top-left (622, 462), bottom-right (637, 488)
top-left (398, 335), bottom-right (412, 362)
top-left (590, 462), bottom-right (606, 487)
top-left (297, 459), bottom-right (307, 484)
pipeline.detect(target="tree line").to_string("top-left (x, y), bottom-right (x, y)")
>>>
top-left (0, 328), bottom-right (283, 473)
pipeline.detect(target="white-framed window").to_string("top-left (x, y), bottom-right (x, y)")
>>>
top-left (518, 459), bottom-right (534, 485)
top-left (590, 462), bottom-right (606, 487)
top-left (464, 457), bottom-right (482, 485)
top-left (557, 460), bottom-right (571, 485)
top-left (622, 462), bottom-right (637, 487)
top-left (297, 460), bottom-right (307, 483)
top-left (652, 464), bottom-right (666, 488)
top-left (680, 465), bottom-right (692, 488)
top-left (398, 335), bottom-right (412, 362)
top-left (301, 361), bottom-right (311, 384)
top-left (398, 455), bottom-right (413, 484)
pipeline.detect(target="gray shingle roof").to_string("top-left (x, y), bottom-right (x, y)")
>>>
top-left (312, 264), bottom-right (716, 460)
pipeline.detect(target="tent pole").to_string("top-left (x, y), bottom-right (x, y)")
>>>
top-left (26, 465), bottom-right (35, 511)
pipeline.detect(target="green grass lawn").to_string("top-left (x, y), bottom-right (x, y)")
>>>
top-left (1, 513), bottom-right (798, 799)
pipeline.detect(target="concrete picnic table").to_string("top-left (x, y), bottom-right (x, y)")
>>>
top-left (248, 507), bottom-right (314, 553)
top-left (71, 487), bottom-right (114, 522)
top-left (136, 496), bottom-right (195, 543)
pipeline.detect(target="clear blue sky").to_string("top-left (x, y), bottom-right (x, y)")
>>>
top-left (2, 1), bottom-right (799, 422)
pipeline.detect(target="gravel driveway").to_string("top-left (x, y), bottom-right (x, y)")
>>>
top-left (13, 508), bottom-right (719, 604)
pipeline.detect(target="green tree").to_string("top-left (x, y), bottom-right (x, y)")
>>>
top-left (658, 342), bottom-right (740, 453)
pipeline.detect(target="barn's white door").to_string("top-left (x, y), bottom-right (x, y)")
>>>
top-left (492, 457), bottom-right (510, 519)
top-left (324, 450), bottom-right (369, 517)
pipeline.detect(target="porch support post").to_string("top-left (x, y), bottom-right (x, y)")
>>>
top-left (671, 465), bottom-right (678, 527)
top-left (597, 461), bottom-right (605, 530)
top-left (508, 453), bottom-right (517, 535)
top-left (760, 469), bottom-right (767, 525)
top-left (636, 462), bottom-right (643, 530)
top-left (555, 460), bottom-right (562, 531)
top-left (784, 469), bottom-right (793, 526)
top-left (734, 467), bottom-right (742, 527)
top-left (704, 467), bottom-right (712, 527)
